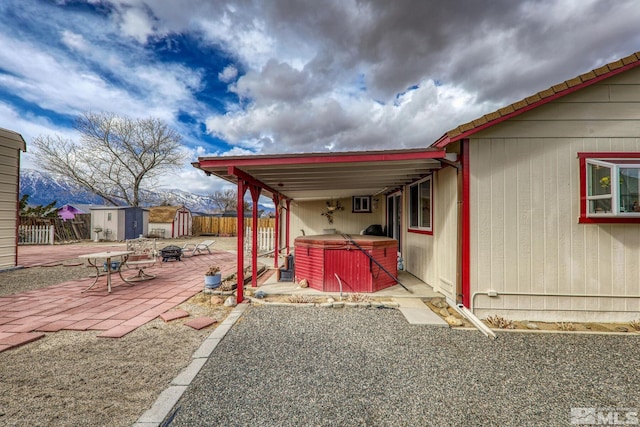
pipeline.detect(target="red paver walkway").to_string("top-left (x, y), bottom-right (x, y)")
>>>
top-left (0, 250), bottom-right (237, 351)
top-left (18, 243), bottom-right (125, 267)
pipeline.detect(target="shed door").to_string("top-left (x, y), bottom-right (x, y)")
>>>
top-left (177, 210), bottom-right (189, 237)
top-left (125, 209), bottom-right (144, 239)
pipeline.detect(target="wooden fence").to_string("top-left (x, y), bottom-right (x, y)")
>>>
top-left (192, 216), bottom-right (275, 236)
top-left (19, 214), bottom-right (92, 243)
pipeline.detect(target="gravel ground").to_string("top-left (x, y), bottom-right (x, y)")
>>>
top-left (167, 306), bottom-right (640, 427)
top-left (0, 237), bottom-right (237, 427)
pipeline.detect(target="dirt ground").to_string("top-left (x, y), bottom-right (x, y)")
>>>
top-left (2, 236), bottom-right (639, 425)
top-left (0, 237), bottom-right (237, 427)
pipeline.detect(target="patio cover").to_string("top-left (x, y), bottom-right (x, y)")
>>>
top-left (192, 147), bottom-right (450, 303)
top-left (192, 148), bottom-right (448, 201)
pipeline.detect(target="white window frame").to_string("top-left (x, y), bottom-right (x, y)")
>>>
top-left (408, 175), bottom-right (432, 233)
top-left (352, 196), bottom-right (371, 213)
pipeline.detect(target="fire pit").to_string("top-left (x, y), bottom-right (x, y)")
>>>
top-left (160, 245), bottom-right (183, 262)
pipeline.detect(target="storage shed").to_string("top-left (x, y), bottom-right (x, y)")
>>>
top-left (90, 206), bottom-right (148, 241)
top-left (0, 128), bottom-right (26, 270)
top-left (148, 205), bottom-right (192, 238)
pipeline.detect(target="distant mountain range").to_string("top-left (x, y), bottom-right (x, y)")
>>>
top-left (19, 168), bottom-right (274, 214)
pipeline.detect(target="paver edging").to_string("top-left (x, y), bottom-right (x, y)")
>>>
top-left (247, 296), bottom-right (399, 309)
top-left (134, 302), bottom-right (250, 426)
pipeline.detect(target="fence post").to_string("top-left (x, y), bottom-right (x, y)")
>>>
top-left (49, 225), bottom-right (55, 245)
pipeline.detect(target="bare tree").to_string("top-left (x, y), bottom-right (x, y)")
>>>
top-left (31, 112), bottom-right (187, 206)
top-left (209, 188), bottom-right (251, 213)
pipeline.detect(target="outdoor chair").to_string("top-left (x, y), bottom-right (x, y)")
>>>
top-left (181, 239), bottom-right (216, 257)
top-left (121, 237), bottom-right (158, 282)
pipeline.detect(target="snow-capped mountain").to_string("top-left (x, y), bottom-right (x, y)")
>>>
top-left (19, 168), bottom-right (247, 214)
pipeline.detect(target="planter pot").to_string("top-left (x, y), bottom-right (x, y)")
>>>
top-left (204, 273), bottom-right (222, 289)
top-left (103, 261), bottom-right (121, 272)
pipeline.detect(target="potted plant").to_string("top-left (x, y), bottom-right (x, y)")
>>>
top-left (204, 265), bottom-right (222, 289)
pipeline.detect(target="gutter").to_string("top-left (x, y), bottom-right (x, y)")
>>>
top-left (450, 300), bottom-right (496, 339)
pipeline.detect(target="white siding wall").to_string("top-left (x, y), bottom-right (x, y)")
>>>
top-left (0, 143), bottom-right (20, 269)
top-left (91, 209), bottom-right (123, 241)
top-left (149, 223), bottom-right (172, 238)
top-left (402, 167), bottom-right (458, 301)
top-left (433, 167), bottom-right (459, 300)
top-left (470, 67), bottom-right (640, 322)
top-left (289, 197), bottom-right (385, 240)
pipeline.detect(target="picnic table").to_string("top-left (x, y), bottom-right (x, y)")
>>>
top-left (78, 250), bottom-right (133, 293)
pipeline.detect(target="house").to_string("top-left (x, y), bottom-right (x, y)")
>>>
top-left (193, 51), bottom-right (640, 322)
top-left (148, 205), bottom-right (192, 238)
top-left (0, 128), bottom-right (26, 270)
top-left (90, 206), bottom-right (148, 241)
top-left (57, 204), bottom-right (87, 220)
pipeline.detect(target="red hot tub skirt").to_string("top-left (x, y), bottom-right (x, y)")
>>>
top-left (294, 234), bottom-right (398, 293)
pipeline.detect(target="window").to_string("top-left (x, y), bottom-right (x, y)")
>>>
top-left (352, 196), bottom-right (371, 213)
top-left (579, 153), bottom-right (640, 223)
top-left (409, 176), bottom-right (432, 233)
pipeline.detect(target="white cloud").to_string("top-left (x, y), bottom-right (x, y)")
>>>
top-left (118, 6), bottom-right (156, 43)
top-left (218, 65), bottom-right (238, 83)
top-left (206, 79), bottom-right (498, 153)
top-left (60, 30), bottom-right (90, 52)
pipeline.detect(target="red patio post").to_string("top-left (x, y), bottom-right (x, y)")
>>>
top-left (285, 199), bottom-right (291, 255)
top-left (272, 194), bottom-right (281, 268)
top-left (237, 179), bottom-right (247, 303)
top-left (249, 185), bottom-right (261, 288)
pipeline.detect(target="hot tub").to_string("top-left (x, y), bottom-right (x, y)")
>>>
top-left (294, 234), bottom-right (398, 293)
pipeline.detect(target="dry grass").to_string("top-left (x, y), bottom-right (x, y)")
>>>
top-left (485, 315), bottom-right (516, 329)
top-left (630, 319), bottom-right (640, 331)
top-left (287, 294), bottom-right (316, 304)
top-left (345, 293), bottom-right (371, 302)
top-left (555, 322), bottom-right (576, 331)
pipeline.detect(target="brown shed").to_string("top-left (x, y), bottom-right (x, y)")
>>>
top-left (148, 205), bottom-right (192, 238)
top-left (0, 128), bottom-right (26, 269)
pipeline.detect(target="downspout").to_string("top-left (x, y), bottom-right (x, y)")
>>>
top-left (460, 139), bottom-right (471, 308)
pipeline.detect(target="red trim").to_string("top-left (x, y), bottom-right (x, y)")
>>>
top-left (200, 149), bottom-right (446, 168)
top-left (228, 166), bottom-right (288, 201)
top-left (273, 194), bottom-right (281, 269)
top-left (435, 61), bottom-right (640, 148)
top-left (461, 139), bottom-right (471, 308)
top-left (285, 199), bottom-right (291, 255)
top-left (578, 152), bottom-right (640, 224)
top-left (577, 152), bottom-right (640, 159)
top-left (579, 156), bottom-right (587, 219)
top-left (407, 229), bottom-right (433, 235)
top-left (236, 180), bottom-right (246, 304)
top-left (579, 217), bottom-right (640, 224)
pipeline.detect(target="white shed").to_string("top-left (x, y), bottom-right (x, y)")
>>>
top-left (0, 128), bottom-right (26, 269)
top-left (90, 206), bottom-right (149, 241)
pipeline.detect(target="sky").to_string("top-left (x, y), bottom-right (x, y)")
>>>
top-left (1, 0), bottom-right (640, 196)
